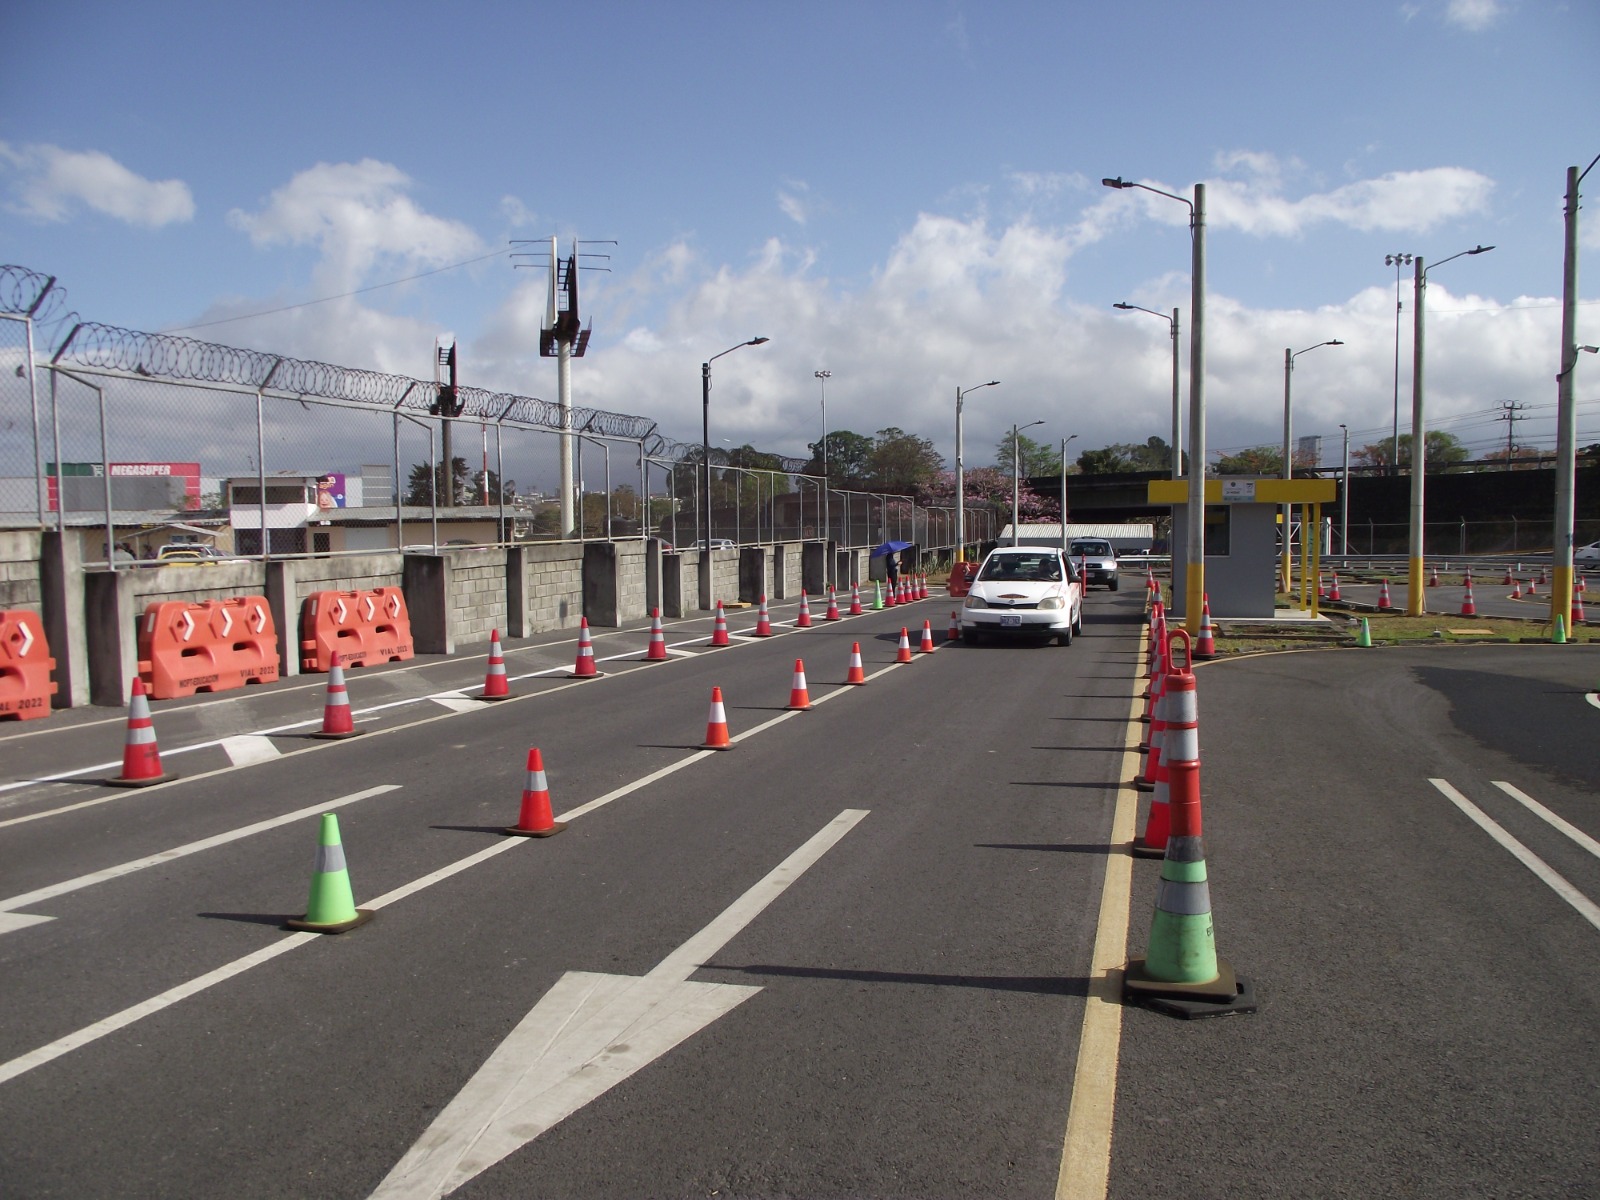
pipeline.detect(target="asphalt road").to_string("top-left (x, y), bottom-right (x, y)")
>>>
top-left (0, 589), bottom-right (1140, 1198)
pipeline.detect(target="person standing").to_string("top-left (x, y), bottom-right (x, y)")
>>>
top-left (885, 548), bottom-right (900, 593)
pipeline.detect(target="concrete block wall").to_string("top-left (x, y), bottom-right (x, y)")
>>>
top-left (291, 553), bottom-right (406, 606)
top-left (444, 548), bottom-right (507, 645)
top-left (778, 542), bottom-right (803, 598)
top-left (0, 529), bottom-right (43, 613)
top-left (711, 550), bottom-right (740, 605)
top-left (616, 542), bottom-right (648, 620)
top-left (515, 543), bottom-right (585, 633)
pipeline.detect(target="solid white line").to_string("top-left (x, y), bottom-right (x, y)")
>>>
top-left (0, 785), bottom-right (401, 920)
top-left (1492, 781), bottom-right (1600, 861)
top-left (1431, 778), bottom-right (1600, 934)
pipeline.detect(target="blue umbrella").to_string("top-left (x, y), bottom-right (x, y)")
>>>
top-left (871, 540), bottom-right (913, 558)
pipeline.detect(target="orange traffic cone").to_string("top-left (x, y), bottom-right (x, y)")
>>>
top-left (1502, 566), bottom-right (1514, 585)
top-left (845, 642), bottom-right (867, 685)
top-left (796, 591), bottom-right (813, 628)
top-left (918, 574), bottom-right (929, 600)
top-left (1146, 564), bottom-right (1157, 591)
top-left (1462, 568), bottom-right (1473, 587)
top-left (1577, 574), bottom-right (1587, 595)
top-left (1460, 577), bottom-right (1477, 616)
top-left (1574, 591), bottom-right (1587, 624)
top-left (710, 601), bottom-right (731, 647)
top-left (701, 686), bottom-right (733, 750)
top-left (1328, 572), bottom-right (1342, 602)
top-left (947, 609), bottom-right (961, 642)
top-left (849, 582), bottom-right (863, 616)
top-left (505, 747), bottom-right (567, 837)
top-left (643, 608), bottom-right (669, 661)
top-left (1510, 579), bottom-right (1523, 599)
top-left (1376, 578), bottom-right (1394, 611)
top-left (824, 586), bottom-right (841, 621)
top-left (919, 620), bottom-right (936, 653)
top-left (895, 628), bottom-right (913, 663)
top-left (750, 595), bottom-right (774, 637)
top-left (480, 628), bottom-right (512, 700)
top-left (310, 652), bottom-right (361, 739)
top-left (1538, 568), bottom-right (1548, 586)
top-left (1527, 575), bottom-right (1539, 596)
top-left (569, 617), bottom-right (604, 678)
top-left (1136, 657), bottom-right (1167, 794)
top-left (1316, 574), bottom-right (1326, 599)
top-left (787, 659), bottom-right (812, 710)
top-left (884, 578), bottom-right (898, 607)
top-left (107, 676), bottom-right (174, 786)
top-left (1428, 566), bottom-right (1439, 587)
top-left (1194, 595), bottom-right (1217, 660)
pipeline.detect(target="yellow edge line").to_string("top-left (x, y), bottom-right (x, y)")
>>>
top-left (1054, 627), bottom-right (1144, 1200)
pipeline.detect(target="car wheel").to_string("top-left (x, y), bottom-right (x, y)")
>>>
top-left (1057, 622), bottom-right (1072, 646)
top-left (1073, 609), bottom-right (1084, 635)
top-left (1109, 578), bottom-right (1119, 591)
top-left (962, 629), bottom-right (979, 646)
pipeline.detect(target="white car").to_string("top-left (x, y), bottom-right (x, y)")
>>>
top-left (1575, 541), bottom-right (1600, 566)
top-left (960, 546), bottom-right (1084, 645)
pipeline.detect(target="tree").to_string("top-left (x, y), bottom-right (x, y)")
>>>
top-left (1074, 437), bottom-right (1180, 475)
top-left (867, 427), bottom-right (944, 492)
top-left (1214, 446), bottom-right (1284, 475)
top-left (404, 458), bottom-right (514, 505)
top-left (1352, 431), bottom-right (1468, 470)
top-left (1481, 446), bottom-right (1546, 470)
top-left (994, 430), bottom-right (1057, 478)
top-left (801, 429), bottom-right (875, 485)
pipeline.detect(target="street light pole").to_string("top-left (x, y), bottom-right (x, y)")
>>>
top-left (1339, 423), bottom-right (1350, 556)
top-left (1113, 302), bottom-right (1182, 478)
top-left (1385, 254), bottom-right (1413, 477)
top-left (1407, 245), bottom-right (1494, 616)
top-left (1552, 155), bottom-right (1598, 633)
top-left (954, 379), bottom-right (999, 561)
top-left (815, 369), bottom-right (831, 587)
top-left (1282, 339), bottom-right (1343, 593)
top-left (700, 337), bottom-right (770, 553)
top-left (1060, 434), bottom-right (1078, 551)
top-left (1011, 419), bottom-right (1044, 545)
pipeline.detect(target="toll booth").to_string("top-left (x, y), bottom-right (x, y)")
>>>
top-left (1149, 477), bottom-right (1337, 618)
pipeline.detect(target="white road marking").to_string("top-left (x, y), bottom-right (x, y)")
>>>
top-left (1586, 692), bottom-right (1600, 711)
top-left (368, 808), bottom-right (869, 1200)
top-left (1431, 778), bottom-right (1600, 934)
top-left (427, 694), bottom-right (482, 714)
top-left (1492, 781), bottom-right (1600, 861)
top-left (0, 785), bottom-right (400, 933)
top-left (219, 734), bottom-right (281, 767)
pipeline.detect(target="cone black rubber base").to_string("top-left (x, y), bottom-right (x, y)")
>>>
top-left (567, 670), bottom-right (606, 680)
top-left (1133, 777), bottom-right (1155, 793)
top-left (1123, 957), bottom-right (1258, 1019)
top-left (286, 908), bottom-right (374, 934)
top-left (309, 728), bottom-right (366, 740)
top-left (105, 771), bottom-right (175, 788)
top-left (701, 741), bottom-right (734, 751)
top-left (478, 692), bottom-right (514, 702)
top-left (1129, 841), bottom-right (1167, 859)
top-left (505, 821), bottom-right (567, 838)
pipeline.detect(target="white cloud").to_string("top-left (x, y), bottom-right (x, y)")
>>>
top-left (0, 142), bottom-right (194, 227)
top-left (228, 159), bottom-right (483, 292)
top-left (498, 195), bottom-right (537, 229)
top-left (1444, 0), bottom-right (1503, 31)
top-left (778, 187), bottom-right (809, 226)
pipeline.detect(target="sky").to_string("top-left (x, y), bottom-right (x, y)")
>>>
top-left (3, 0), bottom-right (1598, 493)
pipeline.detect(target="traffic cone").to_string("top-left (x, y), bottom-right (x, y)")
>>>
top-left (1574, 592), bottom-right (1587, 624)
top-left (506, 747), bottom-right (566, 837)
top-left (849, 582), bottom-right (863, 616)
top-left (568, 617), bottom-right (604, 678)
top-left (947, 609), bottom-right (961, 642)
top-left (1316, 574), bottom-right (1326, 599)
top-left (1510, 579), bottom-right (1523, 599)
top-left (107, 676), bottom-right (174, 786)
top-left (1577, 574), bottom-right (1587, 595)
top-left (824, 586), bottom-right (841, 621)
top-left (796, 591), bottom-right (813, 628)
top-left (1428, 566), bottom-right (1439, 587)
top-left (1460, 577), bottom-right (1477, 617)
top-left (1502, 566), bottom-right (1515, 585)
top-left (895, 627), bottom-right (913, 663)
top-left (710, 601), bottom-right (731, 647)
top-left (750, 595), bottom-right (773, 637)
top-left (701, 686), bottom-right (733, 749)
top-left (1356, 618), bottom-right (1372, 648)
top-left (286, 813), bottom-right (373, 933)
top-left (1538, 568), bottom-right (1548, 586)
top-left (1328, 572), bottom-right (1342, 602)
top-left (872, 581), bottom-right (884, 611)
top-left (1553, 615), bottom-right (1567, 645)
top-left (1462, 568), bottom-right (1473, 587)
top-left (919, 574), bottom-right (929, 600)
top-left (884, 579), bottom-right (897, 607)
top-left (310, 652), bottom-right (361, 739)
top-left (1134, 663), bottom-right (1166, 798)
top-left (480, 628), bottom-right (512, 700)
top-left (1146, 564), bottom-right (1157, 591)
top-left (845, 642), bottom-right (867, 685)
top-left (1528, 576), bottom-right (1539, 596)
top-left (1123, 649), bottom-right (1256, 1018)
top-left (919, 620), bottom-right (936, 653)
top-left (1376, 578), bottom-right (1394, 611)
top-left (1194, 595), bottom-right (1217, 660)
top-left (787, 659), bottom-right (812, 710)
top-left (643, 608), bottom-right (669, 661)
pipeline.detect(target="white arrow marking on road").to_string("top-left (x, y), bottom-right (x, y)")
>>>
top-left (369, 807), bottom-right (870, 1200)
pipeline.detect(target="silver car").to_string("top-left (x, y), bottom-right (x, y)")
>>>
top-left (1070, 539), bottom-right (1119, 590)
top-left (960, 546), bottom-right (1084, 645)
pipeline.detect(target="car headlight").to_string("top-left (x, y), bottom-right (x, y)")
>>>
top-left (963, 594), bottom-right (988, 609)
top-left (1038, 595), bottom-right (1065, 610)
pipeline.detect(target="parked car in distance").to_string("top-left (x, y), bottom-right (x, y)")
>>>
top-left (698, 538), bottom-right (737, 551)
top-left (155, 543), bottom-right (232, 565)
top-left (1069, 539), bottom-right (1119, 590)
top-left (1575, 540), bottom-right (1600, 566)
top-left (960, 545), bottom-right (1083, 645)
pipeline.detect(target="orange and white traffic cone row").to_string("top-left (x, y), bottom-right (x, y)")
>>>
top-left (825, 587), bottom-right (841, 621)
top-left (481, 629), bottom-right (511, 700)
top-left (796, 591), bottom-right (812, 628)
top-left (569, 617), bottom-right (604, 678)
top-left (108, 676), bottom-right (174, 786)
top-left (750, 595), bottom-right (773, 637)
top-left (1460, 577), bottom-right (1477, 617)
top-left (311, 653), bottom-right (361, 739)
top-left (710, 602), bottom-right (731, 647)
top-left (1376, 578), bottom-right (1394, 611)
top-left (849, 582), bottom-right (864, 616)
top-left (644, 609), bottom-right (669, 661)
top-left (506, 747), bottom-right (566, 837)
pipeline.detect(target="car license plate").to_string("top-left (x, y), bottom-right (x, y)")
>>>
top-left (1000, 615), bottom-right (1020, 627)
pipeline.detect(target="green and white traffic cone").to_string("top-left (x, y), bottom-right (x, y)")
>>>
top-left (1356, 618), bottom-right (1372, 648)
top-left (1553, 615), bottom-right (1567, 645)
top-left (286, 813), bottom-right (374, 933)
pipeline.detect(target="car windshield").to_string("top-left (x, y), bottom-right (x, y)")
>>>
top-left (978, 553), bottom-right (1062, 582)
top-left (1071, 542), bottom-right (1113, 557)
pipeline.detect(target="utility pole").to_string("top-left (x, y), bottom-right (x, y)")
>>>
top-left (1499, 401), bottom-right (1528, 461)
top-left (432, 336), bottom-right (461, 507)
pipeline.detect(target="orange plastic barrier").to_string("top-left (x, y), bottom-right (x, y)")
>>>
top-left (946, 561), bottom-right (980, 597)
top-left (300, 587), bottom-right (414, 672)
top-left (0, 609), bottom-right (57, 720)
top-left (138, 596), bottom-right (281, 700)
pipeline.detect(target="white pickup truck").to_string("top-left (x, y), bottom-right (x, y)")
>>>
top-left (1070, 538), bottom-right (1120, 590)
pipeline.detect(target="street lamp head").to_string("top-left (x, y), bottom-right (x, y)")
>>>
top-left (749, 337), bottom-right (770, 346)
top-left (1467, 245), bottom-right (1494, 255)
top-left (1328, 340), bottom-right (1345, 347)
top-left (1386, 253), bottom-right (1413, 267)
top-left (1102, 177), bottom-right (1132, 189)
top-left (814, 369), bottom-right (830, 380)
top-left (1113, 302), bottom-right (1133, 310)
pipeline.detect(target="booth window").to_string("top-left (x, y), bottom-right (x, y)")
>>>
top-left (1203, 506), bottom-right (1231, 556)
